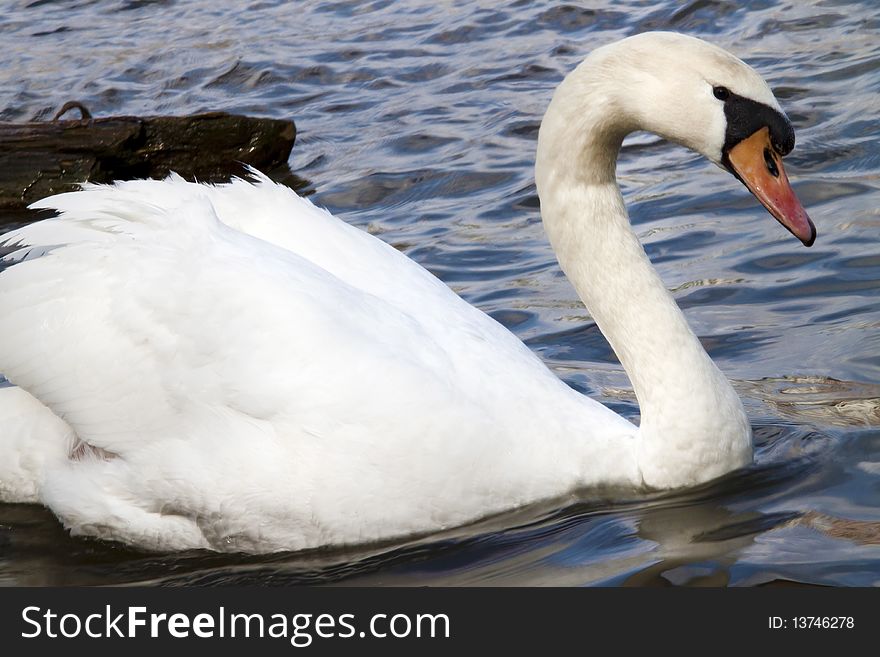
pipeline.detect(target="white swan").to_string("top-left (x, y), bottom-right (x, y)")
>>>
top-left (0, 32), bottom-right (815, 553)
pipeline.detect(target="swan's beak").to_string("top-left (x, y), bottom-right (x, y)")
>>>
top-left (726, 127), bottom-right (816, 247)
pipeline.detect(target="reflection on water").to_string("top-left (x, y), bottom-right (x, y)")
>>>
top-left (0, 0), bottom-right (878, 586)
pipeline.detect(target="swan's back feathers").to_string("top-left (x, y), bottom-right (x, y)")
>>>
top-left (7, 171), bottom-right (475, 331)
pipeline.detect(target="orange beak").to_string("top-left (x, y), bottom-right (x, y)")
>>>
top-left (727, 127), bottom-right (816, 247)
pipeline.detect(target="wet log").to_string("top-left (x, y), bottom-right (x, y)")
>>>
top-left (0, 109), bottom-right (296, 210)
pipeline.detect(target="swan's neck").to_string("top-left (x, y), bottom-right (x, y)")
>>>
top-left (535, 69), bottom-right (750, 488)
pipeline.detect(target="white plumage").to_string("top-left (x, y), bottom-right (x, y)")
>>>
top-left (0, 32), bottom-right (805, 553)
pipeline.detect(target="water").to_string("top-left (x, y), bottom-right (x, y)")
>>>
top-left (0, 0), bottom-right (877, 586)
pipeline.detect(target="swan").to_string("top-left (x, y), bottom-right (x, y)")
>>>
top-left (0, 32), bottom-right (815, 553)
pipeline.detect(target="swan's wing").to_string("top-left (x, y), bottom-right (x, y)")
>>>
top-left (0, 190), bottom-right (470, 456)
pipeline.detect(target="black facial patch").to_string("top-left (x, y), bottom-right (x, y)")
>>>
top-left (720, 91), bottom-right (795, 162)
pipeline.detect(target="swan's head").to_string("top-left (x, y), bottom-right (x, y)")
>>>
top-left (541, 31), bottom-right (816, 246)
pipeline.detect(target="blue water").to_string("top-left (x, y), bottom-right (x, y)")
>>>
top-left (0, 0), bottom-right (878, 586)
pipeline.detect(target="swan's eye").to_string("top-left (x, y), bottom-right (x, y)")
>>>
top-left (713, 86), bottom-right (731, 101)
top-left (763, 147), bottom-right (780, 177)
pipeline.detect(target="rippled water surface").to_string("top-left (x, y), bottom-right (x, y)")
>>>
top-left (0, 0), bottom-right (878, 586)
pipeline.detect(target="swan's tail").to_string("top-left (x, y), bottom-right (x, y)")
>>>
top-left (0, 384), bottom-right (73, 504)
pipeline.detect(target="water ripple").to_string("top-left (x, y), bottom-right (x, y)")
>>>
top-left (0, 0), bottom-right (877, 586)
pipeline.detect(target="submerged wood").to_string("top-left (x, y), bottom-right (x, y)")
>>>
top-left (0, 108), bottom-right (296, 210)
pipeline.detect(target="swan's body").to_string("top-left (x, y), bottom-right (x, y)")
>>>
top-left (0, 33), bottom-right (813, 553)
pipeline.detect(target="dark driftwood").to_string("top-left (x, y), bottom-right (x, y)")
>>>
top-left (0, 111), bottom-right (296, 210)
